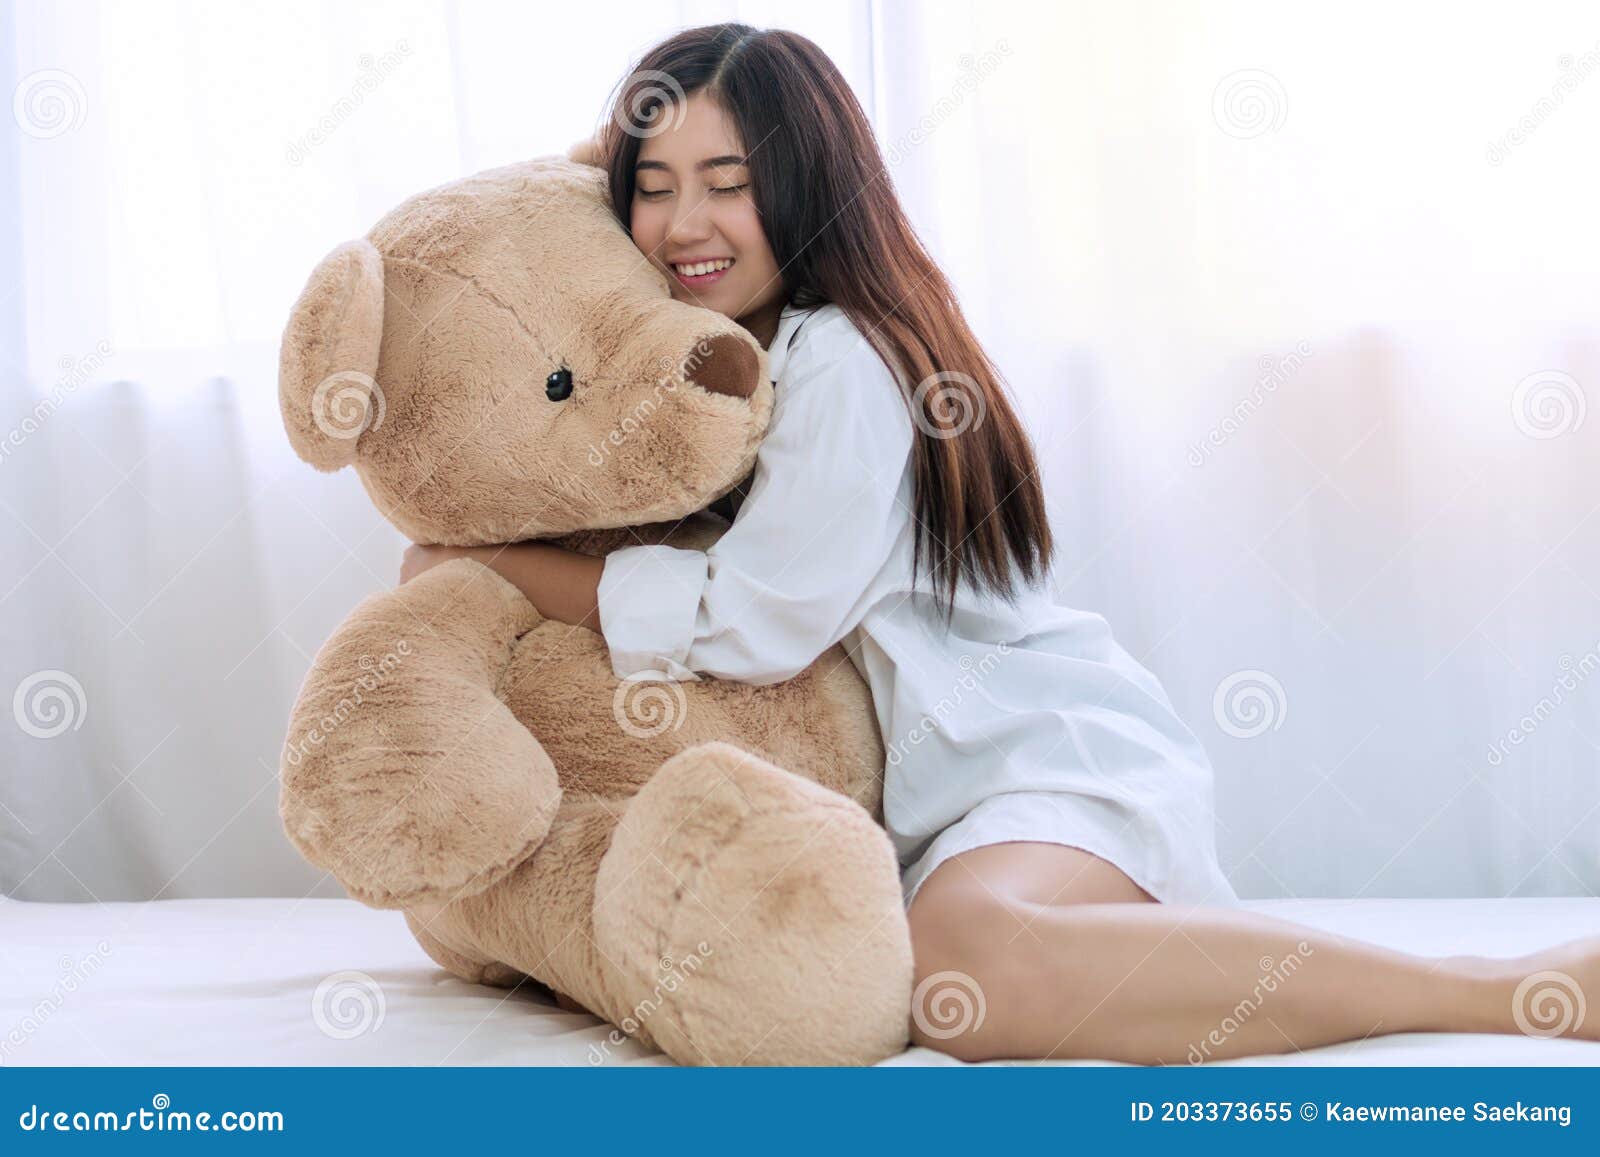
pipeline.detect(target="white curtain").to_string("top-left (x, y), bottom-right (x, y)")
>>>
top-left (3, 0), bottom-right (1597, 901)
top-left (871, 0), bottom-right (1600, 899)
top-left (0, 0), bottom-right (874, 902)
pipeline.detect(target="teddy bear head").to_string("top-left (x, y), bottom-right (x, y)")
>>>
top-left (277, 151), bottom-right (773, 545)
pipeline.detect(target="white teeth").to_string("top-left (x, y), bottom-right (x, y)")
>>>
top-left (674, 258), bottom-right (733, 277)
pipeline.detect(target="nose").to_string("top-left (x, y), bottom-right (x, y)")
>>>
top-left (684, 334), bottom-right (759, 399)
top-left (668, 197), bottom-right (715, 244)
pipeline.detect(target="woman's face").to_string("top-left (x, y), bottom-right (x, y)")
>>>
top-left (629, 92), bottom-right (787, 344)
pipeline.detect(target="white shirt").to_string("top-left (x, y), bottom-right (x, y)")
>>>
top-left (597, 303), bottom-right (1234, 903)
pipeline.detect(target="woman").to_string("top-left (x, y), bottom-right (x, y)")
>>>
top-left (402, 22), bottom-right (1598, 1062)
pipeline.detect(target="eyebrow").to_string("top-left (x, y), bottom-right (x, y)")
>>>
top-left (634, 154), bottom-right (749, 174)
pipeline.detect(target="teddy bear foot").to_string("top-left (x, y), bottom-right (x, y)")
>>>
top-left (592, 741), bottom-right (913, 1066)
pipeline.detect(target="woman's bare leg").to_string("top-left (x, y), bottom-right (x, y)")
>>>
top-left (907, 841), bottom-right (1599, 1064)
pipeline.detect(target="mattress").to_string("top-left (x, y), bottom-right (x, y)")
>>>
top-left (1, 895), bottom-right (1595, 1066)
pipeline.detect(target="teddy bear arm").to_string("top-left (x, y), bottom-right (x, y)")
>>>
top-left (280, 558), bottom-right (560, 909)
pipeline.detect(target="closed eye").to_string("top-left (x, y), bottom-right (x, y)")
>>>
top-left (637, 184), bottom-right (748, 199)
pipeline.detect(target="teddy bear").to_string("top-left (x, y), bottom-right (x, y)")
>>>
top-left (274, 143), bottom-right (914, 1066)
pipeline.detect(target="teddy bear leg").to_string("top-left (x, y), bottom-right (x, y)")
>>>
top-left (403, 909), bottom-right (528, 989)
top-left (591, 741), bottom-right (914, 1066)
top-left (402, 796), bottom-right (664, 1042)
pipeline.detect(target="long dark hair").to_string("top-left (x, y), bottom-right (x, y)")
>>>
top-left (593, 23), bottom-right (1054, 618)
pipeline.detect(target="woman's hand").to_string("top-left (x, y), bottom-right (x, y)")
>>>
top-left (397, 540), bottom-right (604, 631)
top-left (399, 542), bottom-right (469, 585)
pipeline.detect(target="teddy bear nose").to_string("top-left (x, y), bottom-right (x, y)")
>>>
top-left (686, 334), bottom-right (759, 399)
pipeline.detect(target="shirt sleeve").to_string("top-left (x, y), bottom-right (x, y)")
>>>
top-left (596, 323), bottom-right (916, 685)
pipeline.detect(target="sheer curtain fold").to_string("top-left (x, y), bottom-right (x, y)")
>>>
top-left (3, 0), bottom-right (1597, 899)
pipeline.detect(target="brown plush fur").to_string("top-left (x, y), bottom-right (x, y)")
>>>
top-left (276, 148), bottom-right (913, 1065)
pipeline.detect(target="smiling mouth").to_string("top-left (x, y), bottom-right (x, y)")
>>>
top-left (671, 257), bottom-right (734, 287)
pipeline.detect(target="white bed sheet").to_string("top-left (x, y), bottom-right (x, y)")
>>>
top-left (1, 896), bottom-right (1595, 1066)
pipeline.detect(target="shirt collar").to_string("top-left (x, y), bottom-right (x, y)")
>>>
top-left (765, 302), bottom-right (815, 383)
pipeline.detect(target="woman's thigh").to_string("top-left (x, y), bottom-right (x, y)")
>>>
top-left (907, 841), bottom-right (1157, 967)
top-left (904, 842), bottom-right (1158, 1047)
top-left (914, 840), bottom-right (1156, 917)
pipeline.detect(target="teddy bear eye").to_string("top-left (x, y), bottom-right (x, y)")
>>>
top-left (545, 367), bottom-right (574, 402)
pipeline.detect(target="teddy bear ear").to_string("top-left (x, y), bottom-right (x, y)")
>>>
top-left (278, 240), bottom-right (386, 472)
top-left (565, 131), bottom-right (608, 168)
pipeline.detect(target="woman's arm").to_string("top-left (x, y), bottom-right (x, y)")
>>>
top-left (400, 542), bottom-right (602, 630)
top-left (596, 326), bottom-right (917, 685)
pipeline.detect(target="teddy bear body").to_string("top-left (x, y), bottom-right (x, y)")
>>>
top-left (275, 155), bottom-right (914, 1065)
top-left (512, 520), bottom-right (886, 811)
